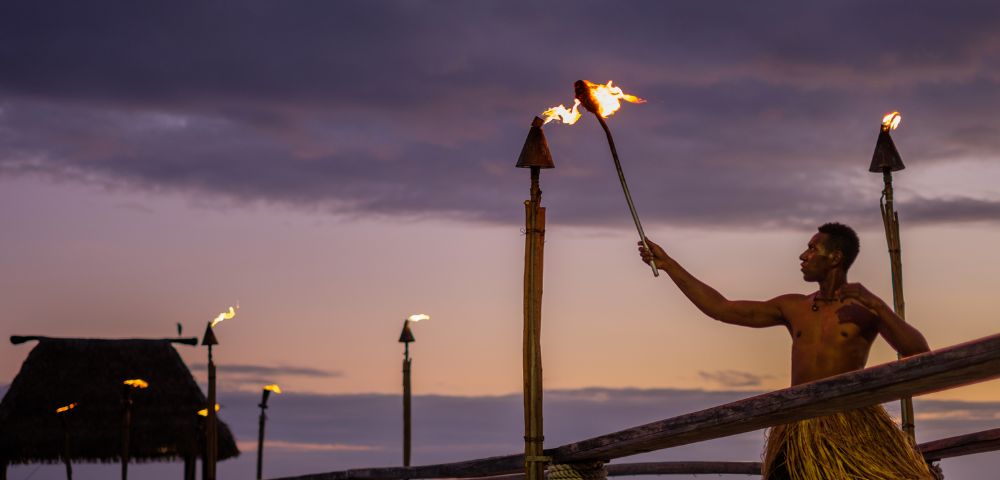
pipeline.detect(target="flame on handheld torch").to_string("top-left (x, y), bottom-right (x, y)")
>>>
top-left (542, 80), bottom-right (644, 125)
top-left (407, 314), bottom-right (430, 322)
top-left (882, 111), bottom-right (902, 131)
top-left (263, 384), bottom-right (282, 394)
top-left (210, 305), bottom-right (238, 328)
top-left (576, 80), bottom-right (645, 117)
top-left (56, 403), bottom-right (78, 414)
top-left (123, 379), bottom-right (149, 389)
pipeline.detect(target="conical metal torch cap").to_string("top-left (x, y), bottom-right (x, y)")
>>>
top-left (869, 128), bottom-right (905, 172)
top-left (201, 322), bottom-right (219, 346)
top-left (398, 320), bottom-right (415, 343)
top-left (515, 117), bottom-right (555, 169)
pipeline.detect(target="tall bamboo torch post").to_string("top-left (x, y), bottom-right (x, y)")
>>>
top-left (399, 314), bottom-right (429, 467)
top-left (200, 306), bottom-right (236, 480)
top-left (870, 111), bottom-right (916, 441)
top-left (55, 403), bottom-right (78, 480)
top-left (516, 116), bottom-right (554, 480)
top-left (201, 322), bottom-right (220, 480)
top-left (256, 384), bottom-right (282, 480)
top-left (120, 379), bottom-right (148, 480)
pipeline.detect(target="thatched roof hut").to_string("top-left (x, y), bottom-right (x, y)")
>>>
top-left (0, 336), bottom-right (239, 470)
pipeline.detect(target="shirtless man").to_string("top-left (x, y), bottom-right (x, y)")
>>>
top-left (638, 222), bottom-right (933, 479)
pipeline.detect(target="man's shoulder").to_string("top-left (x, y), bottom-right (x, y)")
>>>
top-left (768, 293), bottom-right (810, 305)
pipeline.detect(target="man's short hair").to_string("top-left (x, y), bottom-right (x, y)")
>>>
top-left (818, 222), bottom-right (860, 270)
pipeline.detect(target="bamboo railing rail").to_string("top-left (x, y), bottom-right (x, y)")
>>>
top-left (271, 333), bottom-right (1000, 480)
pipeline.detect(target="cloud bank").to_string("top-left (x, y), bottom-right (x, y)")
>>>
top-left (2, 1), bottom-right (999, 229)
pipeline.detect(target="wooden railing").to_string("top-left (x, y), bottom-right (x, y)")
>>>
top-left (272, 333), bottom-right (1000, 480)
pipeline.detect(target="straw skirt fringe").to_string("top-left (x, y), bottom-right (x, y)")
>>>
top-left (762, 405), bottom-right (934, 480)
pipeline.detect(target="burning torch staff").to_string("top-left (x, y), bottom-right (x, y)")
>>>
top-left (543, 79), bottom-right (658, 277)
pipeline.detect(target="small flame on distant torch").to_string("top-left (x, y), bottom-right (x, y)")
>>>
top-left (124, 379), bottom-right (149, 389)
top-left (210, 304), bottom-right (238, 328)
top-left (56, 403), bottom-right (78, 414)
top-left (882, 111), bottom-right (902, 131)
top-left (263, 384), bottom-right (282, 394)
top-left (407, 314), bottom-right (430, 322)
top-left (542, 80), bottom-right (644, 125)
top-left (198, 404), bottom-right (221, 416)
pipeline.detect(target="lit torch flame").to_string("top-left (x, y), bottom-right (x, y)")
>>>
top-left (197, 403), bottom-right (221, 416)
top-left (123, 379), bottom-right (149, 389)
top-left (56, 403), bottom-right (78, 414)
top-left (407, 314), bottom-right (430, 322)
top-left (263, 384), bottom-right (282, 394)
top-left (542, 99), bottom-right (582, 125)
top-left (542, 80), bottom-right (644, 125)
top-left (882, 111), bottom-right (902, 131)
top-left (210, 305), bottom-right (238, 328)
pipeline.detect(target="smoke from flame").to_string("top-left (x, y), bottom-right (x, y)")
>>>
top-left (264, 384), bottom-right (282, 394)
top-left (56, 403), bottom-right (78, 414)
top-left (542, 80), bottom-right (644, 125)
top-left (882, 111), bottom-right (902, 131)
top-left (407, 314), bottom-right (430, 322)
top-left (210, 305), bottom-right (238, 328)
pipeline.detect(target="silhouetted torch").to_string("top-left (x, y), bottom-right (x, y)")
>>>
top-left (201, 305), bottom-right (235, 480)
top-left (544, 80), bottom-right (657, 276)
top-left (121, 379), bottom-right (148, 480)
top-left (256, 384), bottom-right (282, 480)
top-left (56, 402), bottom-right (78, 480)
top-left (870, 111), bottom-right (916, 441)
top-left (516, 117), bottom-right (554, 480)
top-left (399, 313), bottom-right (428, 467)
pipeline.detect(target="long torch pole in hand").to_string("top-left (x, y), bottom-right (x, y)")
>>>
top-left (594, 115), bottom-right (658, 277)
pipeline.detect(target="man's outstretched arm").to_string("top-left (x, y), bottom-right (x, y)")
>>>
top-left (837, 283), bottom-right (930, 356)
top-left (639, 238), bottom-right (787, 329)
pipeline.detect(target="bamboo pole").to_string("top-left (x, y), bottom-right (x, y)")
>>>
top-left (881, 170), bottom-right (916, 441)
top-left (257, 395), bottom-right (268, 479)
top-left (206, 347), bottom-right (218, 480)
top-left (522, 166), bottom-right (546, 480)
top-left (60, 417), bottom-right (72, 480)
top-left (403, 344), bottom-right (412, 467)
top-left (121, 388), bottom-right (132, 480)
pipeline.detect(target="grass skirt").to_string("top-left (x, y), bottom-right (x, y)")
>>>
top-left (762, 405), bottom-right (933, 479)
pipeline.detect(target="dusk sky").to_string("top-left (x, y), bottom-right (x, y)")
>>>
top-left (3, 1), bottom-right (1000, 479)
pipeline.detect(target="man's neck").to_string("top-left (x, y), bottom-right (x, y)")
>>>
top-left (816, 270), bottom-right (847, 298)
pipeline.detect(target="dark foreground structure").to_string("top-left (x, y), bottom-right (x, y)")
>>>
top-left (0, 336), bottom-right (239, 479)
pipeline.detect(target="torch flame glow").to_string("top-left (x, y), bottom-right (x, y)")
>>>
top-left (263, 384), bottom-right (282, 394)
top-left (210, 305), bottom-right (238, 328)
top-left (197, 404), bottom-right (221, 416)
top-left (123, 379), bottom-right (149, 389)
top-left (586, 80), bottom-right (645, 118)
top-left (542, 99), bottom-right (582, 125)
top-left (882, 111), bottom-right (902, 131)
top-left (542, 80), bottom-right (644, 125)
top-left (56, 403), bottom-right (78, 414)
top-left (407, 314), bottom-right (430, 322)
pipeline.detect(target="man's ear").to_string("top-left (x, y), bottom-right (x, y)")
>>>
top-left (829, 249), bottom-right (844, 267)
